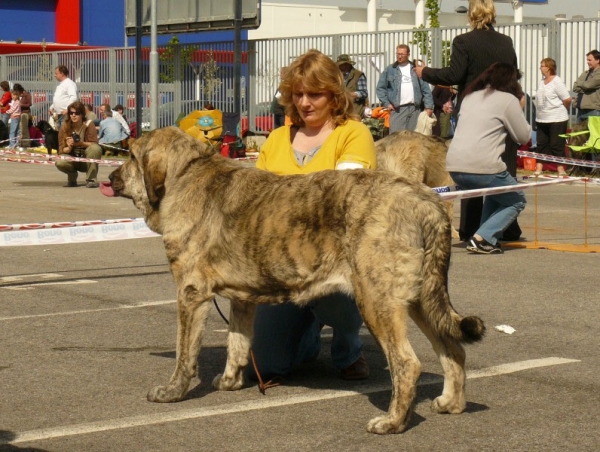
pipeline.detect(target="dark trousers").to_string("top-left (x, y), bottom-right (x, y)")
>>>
top-left (535, 121), bottom-right (568, 157)
top-left (459, 136), bottom-right (522, 241)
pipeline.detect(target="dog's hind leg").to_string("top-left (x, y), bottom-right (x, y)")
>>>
top-left (412, 201), bottom-right (484, 414)
top-left (147, 294), bottom-right (213, 403)
top-left (408, 308), bottom-right (467, 414)
top-left (213, 298), bottom-right (256, 391)
top-left (353, 252), bottom-right (423, 434)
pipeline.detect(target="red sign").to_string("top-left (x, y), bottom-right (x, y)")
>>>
top-left (80, 92), bottom-right (93, 104)
top-left (33, 92), bottom-right (47, 103)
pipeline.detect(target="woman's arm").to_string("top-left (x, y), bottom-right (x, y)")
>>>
top-left (505, 97), bottom-right (532, 145)
top-left (335, 121), bottom-right (377, 170)
top-left (419, 39), bottom-right (469, 86)
top-left (81, 121), bottom-right (99, 148)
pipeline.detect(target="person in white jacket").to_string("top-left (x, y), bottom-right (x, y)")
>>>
top-left (446, 62), bottom-right (531, 254)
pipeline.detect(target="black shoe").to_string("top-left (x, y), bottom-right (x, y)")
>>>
top-left (466, 236), bottom-right (503, 254)
top-left (65, 181), bottom-right (77, 187)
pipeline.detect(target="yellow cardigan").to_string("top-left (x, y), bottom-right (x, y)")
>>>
top-left (256, 120), bottom-right (376, 175)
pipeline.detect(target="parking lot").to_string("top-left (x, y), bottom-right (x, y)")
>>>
top-left (1, 158), bottom-right (599, 451)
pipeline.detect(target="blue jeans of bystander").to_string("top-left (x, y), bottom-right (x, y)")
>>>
top-left (247, 292), bottom-right (364, 380)
top-left (450, 171), bottom-right (526, 246)
top-left (9, 117), bottom-right (20, 148)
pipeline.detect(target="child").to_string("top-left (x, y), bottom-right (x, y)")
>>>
top-left (6, 90), bottom-right (21, 148)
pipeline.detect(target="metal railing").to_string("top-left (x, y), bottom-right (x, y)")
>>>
top-left (1, 18), bottom-right (599, 132)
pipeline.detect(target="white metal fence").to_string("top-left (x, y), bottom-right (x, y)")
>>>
top-left (1, 18), bottom-right (599, 132)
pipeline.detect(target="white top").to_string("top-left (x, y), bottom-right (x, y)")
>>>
top-left (112, 110), bottom-right (130, 136)
top-left (51, 77), bottom-right (78, 114)
top-left (398, 64), bottom-right (414, 105)
top-left (535, 76), bottom-right (570, 123)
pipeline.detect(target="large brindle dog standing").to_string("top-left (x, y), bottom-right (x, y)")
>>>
top-left (103, 127), bottom-right (485, 434)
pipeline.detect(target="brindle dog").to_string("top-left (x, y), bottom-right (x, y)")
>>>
top-left (376, 130), bottom-right (459, 238)
top-left (103, 127), bottom-right (484, 434)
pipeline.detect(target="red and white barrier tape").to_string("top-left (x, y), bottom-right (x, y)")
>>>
top-left (3, 175), bottom-right (594, 247)
top-left (0, 219), bottom-right (158, 247)
top-left (1, 148), bottom-right (256, 165)
top-left (0, 149), bottom-right (124, 166)
top-left (517, 149), bottom-right (600, 169)
top-left (0, 217), bottom-right (144, 232)
top-left (437, 175), bottom-right (577, 201)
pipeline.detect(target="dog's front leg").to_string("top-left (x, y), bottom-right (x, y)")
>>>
top-left (147, 292), bottom-right (213, 403)
top-left (213, 299), bottom-right (256, 391)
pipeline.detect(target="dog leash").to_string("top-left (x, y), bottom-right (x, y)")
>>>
top-left (212, 298), bottom-right (283, 394)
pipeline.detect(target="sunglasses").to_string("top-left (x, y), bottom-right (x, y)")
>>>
top-left (69, 111), bottom-right (81, 116)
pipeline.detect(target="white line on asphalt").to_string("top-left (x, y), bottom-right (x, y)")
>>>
top-left (4, 357), bottom-right (580, 445)
top-left (0, 273), bottom-right (63, 282)
top-left (0, 300), bottom-right (176, 321)
top-left (2, 279), bottom-right (98, 290)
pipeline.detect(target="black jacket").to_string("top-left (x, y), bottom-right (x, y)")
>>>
top-left (421, 26), bottom-right (518, 112)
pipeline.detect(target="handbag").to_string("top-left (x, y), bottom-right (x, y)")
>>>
top-left (414, 111), bottom-right (437, 135)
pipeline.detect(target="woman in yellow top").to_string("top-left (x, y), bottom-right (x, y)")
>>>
top-left (250, 49), bottom-right (376, 382)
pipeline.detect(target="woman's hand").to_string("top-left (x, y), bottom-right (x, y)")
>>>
top-left (414, 63), bottom-right (426, 78)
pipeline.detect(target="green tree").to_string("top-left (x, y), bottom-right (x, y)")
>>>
top-left (409, 0), bottom-right (451, 66)
top-left (159, 35), bottom-right (196, 83)
top-left (197, 50), bottom-right (222, 103)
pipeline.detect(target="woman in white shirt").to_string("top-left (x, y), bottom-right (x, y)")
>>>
top-left (535, 58), bottom-right (572, 176)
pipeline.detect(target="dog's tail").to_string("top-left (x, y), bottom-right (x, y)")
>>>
top-left (417, 195), bottom-right (485, 344)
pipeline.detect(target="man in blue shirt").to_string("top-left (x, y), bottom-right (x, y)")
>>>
top-left (98, 105), bottom-right (129, 156)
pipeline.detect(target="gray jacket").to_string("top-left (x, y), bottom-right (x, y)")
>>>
top-left (573, 67), bottom-right (600, 110)
top-left (376, 62), bottom-right (433, 110)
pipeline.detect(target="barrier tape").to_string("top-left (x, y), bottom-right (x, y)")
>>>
top-left (437, 176), bottom-right (577, 201)
top-left (0, 148), bottom-right (256, 165)
top-left (2, 176), bottom-right (590, 247)
top-left (0, 219), bottom-right (158, 247)
top-left (0, 149), bottom-right (124, 167)
top-left (0, 217), bottom-right (143, 232)
top-left (517, 149), bottom-right (600, 169)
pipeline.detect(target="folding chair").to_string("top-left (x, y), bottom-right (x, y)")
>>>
top-left (559, 116), bottom-right (600, 176)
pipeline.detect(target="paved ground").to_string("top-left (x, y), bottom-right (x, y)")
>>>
top-left (1, 158), bottom-right (599, 451)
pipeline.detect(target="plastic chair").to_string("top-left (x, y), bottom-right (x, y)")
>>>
top-left (559, 116), bottom-right (600, 176)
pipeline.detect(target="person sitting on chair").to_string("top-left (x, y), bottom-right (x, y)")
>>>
top-left (98, 105), bottom-right (130, 155)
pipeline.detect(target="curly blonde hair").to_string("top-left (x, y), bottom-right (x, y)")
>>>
top-left (279, 49), bottom-right (358, 127)
top-left (468, 0), bottom-right (496, 30)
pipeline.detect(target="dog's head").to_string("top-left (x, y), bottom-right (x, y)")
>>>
top-left (36, 120), bottom-right (53, 134)
top-left (102, 127), bottom-right (214, 219)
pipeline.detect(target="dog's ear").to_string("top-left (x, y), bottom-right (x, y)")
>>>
top-left (142, 150), bottom-right (166, 208)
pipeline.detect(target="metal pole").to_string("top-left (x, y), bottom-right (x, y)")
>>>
top-left (150, 0), bottom-right (158, 130)
top-left (135, 0), bottom-right (143, 133)
top-left (234, 0), bottom-right (242, 117)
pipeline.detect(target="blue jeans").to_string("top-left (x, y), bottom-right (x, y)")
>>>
top-left (247, 292), bottom-right (364, 380)
top-left (577, 109), bottom-right (600, 122)
top-left (9, 117), bottom-right (20, 148)
top-left (451, 171), bottom-right (526, 246)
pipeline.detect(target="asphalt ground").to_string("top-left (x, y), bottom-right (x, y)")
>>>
top-left (1, 157), bottom-right (599, 451)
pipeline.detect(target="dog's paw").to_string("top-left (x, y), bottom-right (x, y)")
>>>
top-left (431, 394), bottom-right (465, 414)
top-left (147, 384), bottom-right (185, 403)
top-left (366, 415), bottom-right (407, 435)
top-left (212, 373), bottom-right (244, 391)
